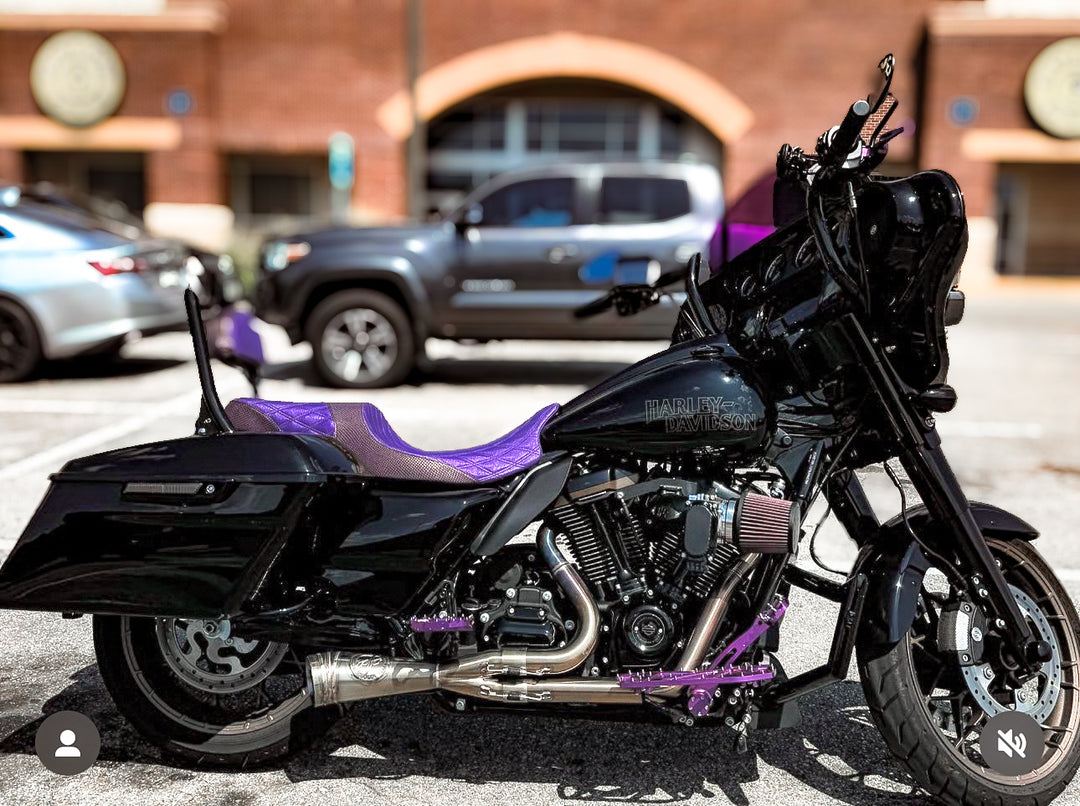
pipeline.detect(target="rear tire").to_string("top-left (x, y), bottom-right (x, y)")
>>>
top-left (94, 615), bottom-right (333, 767)
top-left (857, 538), bottom-right (1080, 805)
top-left (0, 298), bottom-right (41, 382)
top-left (305, 289), bottom-right (414, 388)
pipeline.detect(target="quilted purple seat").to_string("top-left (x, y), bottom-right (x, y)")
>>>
top-left (225, 398), bottom-right (559, 484)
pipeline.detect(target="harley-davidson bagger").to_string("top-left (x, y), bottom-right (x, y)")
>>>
top-left (1, 56), bottom-right (1077, 805)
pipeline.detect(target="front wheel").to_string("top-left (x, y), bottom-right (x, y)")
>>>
top-left (858, 538), bottom-right (1080, 805)
top-left (94, 615), bottom-right (333, 766)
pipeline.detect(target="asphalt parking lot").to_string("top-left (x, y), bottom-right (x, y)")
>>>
top-left (1, 290), bottom-right (1079, 805)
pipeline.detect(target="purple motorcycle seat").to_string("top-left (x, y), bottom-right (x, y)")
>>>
top-left (224, 398), bottom-right (560, 485)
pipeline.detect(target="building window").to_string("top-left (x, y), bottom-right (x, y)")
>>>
top-left (229, 155), bottom-right (329, 227)
top-left (23, 151), bottom-right (146, 215)
top-left (996, 163), bottom-right (1080, 276)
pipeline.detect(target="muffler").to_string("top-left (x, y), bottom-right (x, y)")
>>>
top-left (307, 526), bottom-right (641, 707)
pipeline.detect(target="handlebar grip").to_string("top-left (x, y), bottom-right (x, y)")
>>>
top-left (824, 99), bottom-right (871, 166)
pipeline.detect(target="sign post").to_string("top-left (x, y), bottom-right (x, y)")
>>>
top-left (328, 131), bottom-right (355, 226)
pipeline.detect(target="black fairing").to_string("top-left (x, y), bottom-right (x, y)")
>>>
top-left (541, 335), bottom-right (774, 459)
top-left (852, 172), bottom-right (967, 388)
top-left (695, 171), bottom-right (966, 393)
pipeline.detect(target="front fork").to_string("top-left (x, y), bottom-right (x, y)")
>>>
top-left (839, 314), bottom-right (1049, 673)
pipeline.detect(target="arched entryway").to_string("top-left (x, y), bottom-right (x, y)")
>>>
top-left (422, 79), bottom-right (724, 213)
top-left (375, 32), bottom-right (752, 212)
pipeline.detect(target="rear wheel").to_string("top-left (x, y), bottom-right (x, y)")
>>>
top-left (857, 538), bottom-right (1080, 805)
top-left (305, 289), bottom-right (414, 388)
top-left (0, 299), bottom-right (41, 382)
top-left (94, 615), bottom-right (332, 766)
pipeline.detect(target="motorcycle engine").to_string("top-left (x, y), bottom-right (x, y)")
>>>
top-left (545, 468), bottom-right (800, 671)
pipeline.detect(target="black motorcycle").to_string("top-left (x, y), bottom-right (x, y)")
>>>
top-left (2, 56), bottom-right (1078, 805)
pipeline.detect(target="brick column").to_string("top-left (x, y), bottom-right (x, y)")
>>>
top-left (0, 149), bottom-right (24, 185)
top-left (354, 135), bottom-right (407, 222)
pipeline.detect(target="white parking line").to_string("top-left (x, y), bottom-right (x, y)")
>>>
top-left (936, 421), bottom-right (1044, 439)
top-left (0, 392), bottom-right (202, 481)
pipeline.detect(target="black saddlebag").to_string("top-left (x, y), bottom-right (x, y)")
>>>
top-left (0, 433), bottom-right (358, 618)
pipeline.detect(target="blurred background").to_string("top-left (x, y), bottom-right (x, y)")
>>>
top-left (0, 0), bottom-right (1077, 285)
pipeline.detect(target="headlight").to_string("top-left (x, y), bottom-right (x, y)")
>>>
top-left (264, 241), bottom-right (310, 271)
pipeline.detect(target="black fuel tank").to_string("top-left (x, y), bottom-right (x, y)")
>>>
top-left (541, 337), bottom-right (773, 458)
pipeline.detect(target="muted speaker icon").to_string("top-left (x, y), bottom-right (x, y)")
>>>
top-left (997, 728), bottom-right (1028, 759)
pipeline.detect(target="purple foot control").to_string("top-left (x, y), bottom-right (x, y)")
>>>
top-left (618, 594), bottom-right (788, 718)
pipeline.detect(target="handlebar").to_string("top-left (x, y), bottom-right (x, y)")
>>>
top-left (822, 99), bottom-right (871, 167)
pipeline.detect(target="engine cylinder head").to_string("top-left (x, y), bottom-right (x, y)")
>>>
top-left (734, 492), bottom-right (800, 554)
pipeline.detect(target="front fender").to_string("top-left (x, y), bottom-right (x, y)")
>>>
top-left (856, 502), bottom-right (1037, 645)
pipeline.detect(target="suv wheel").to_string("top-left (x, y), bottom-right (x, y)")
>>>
top-left (306, 289), bottom-right (415, 388)
top-left (0, 299), bottom-right (42, 383)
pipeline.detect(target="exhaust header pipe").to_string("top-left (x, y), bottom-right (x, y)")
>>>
top-left (307, 526), bottom-right (641, 707)
top-left (307, 529), bottom-right (762, 708)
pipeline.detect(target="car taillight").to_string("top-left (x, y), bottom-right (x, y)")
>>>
top-left (89, 256), bottom-right (149, 276)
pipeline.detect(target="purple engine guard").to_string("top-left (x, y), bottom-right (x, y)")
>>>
top-left (619, 595), bottom-right (788, 717)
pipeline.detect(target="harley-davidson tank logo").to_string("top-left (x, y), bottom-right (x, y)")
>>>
top-left (645, 396), bottom-right (757, 433)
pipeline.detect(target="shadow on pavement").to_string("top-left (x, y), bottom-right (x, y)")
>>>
top-left (285, 682), bottom-right (925, 804)
top-left (0, 661), bottom-right (926, 804)
top-left (0, 665), bottom-right (164, 767)
top-left (34, 355), bottom-right (187, 381)
top-left (262, 356), bottom-right (633, 388)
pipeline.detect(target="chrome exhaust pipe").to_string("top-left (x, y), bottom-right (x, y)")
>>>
top-left (308, 526), bottom-right (604, 707)
top-left (441, 676), bottom-right (641, 705)
top-left (653, 552), bottom-right (762, 698)
top-left (306, 531), bottom-right (761, 709)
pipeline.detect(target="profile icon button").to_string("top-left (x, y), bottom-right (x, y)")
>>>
top-left (34, 711), bottom-right (100, 775)
top-left (55, 729), bottom-right (81, 758)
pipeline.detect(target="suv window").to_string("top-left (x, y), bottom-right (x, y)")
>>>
top-left (598, 176), bottom-right (691, 224)
top-left (477, 178), bottom-right (575, 227)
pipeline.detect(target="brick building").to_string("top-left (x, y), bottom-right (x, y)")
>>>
top-left (0, 0), bottom-right (1078, 279)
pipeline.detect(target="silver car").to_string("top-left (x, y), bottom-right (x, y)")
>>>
top-left (0, 189), bottom-right (190, 382)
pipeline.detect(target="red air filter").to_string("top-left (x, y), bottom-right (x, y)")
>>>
top-left (734, 492), bottom-right (800, 554)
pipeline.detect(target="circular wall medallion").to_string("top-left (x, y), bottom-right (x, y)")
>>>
top-left (1025, 37), bottom-right (1080, 139)
top-left (30, 30), bottom-right (126, 128)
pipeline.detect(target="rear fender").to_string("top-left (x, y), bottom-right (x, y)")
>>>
top-left (855, 502), bottom-right (1038, 645)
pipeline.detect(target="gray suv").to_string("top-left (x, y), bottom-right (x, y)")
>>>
top-left (256, 161), bottom-right (722, 388)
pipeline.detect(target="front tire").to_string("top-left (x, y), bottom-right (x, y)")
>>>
top-left (94, 615), bottom-right (331, 767)
top-left (305, 289), bottom-right (415, 388)
top-left (858, 538), bottom-right (1080, 805)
